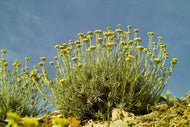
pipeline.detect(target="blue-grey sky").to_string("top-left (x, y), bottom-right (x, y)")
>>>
top-left (0, 0), bottom-right (189, 98)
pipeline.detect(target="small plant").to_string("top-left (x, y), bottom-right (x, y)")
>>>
top-left (22, 118), bottom-right (39, 127)
top-left (0, 50), bottom-right (48, 119)
top-left (52, 118), bottom-right (69, 127)
top-left (6, 112), bottom-right (21, 127)
top-left (161, 90), bottom-right (177, 103)
top-left (37, 25), bottom-right (177, 122)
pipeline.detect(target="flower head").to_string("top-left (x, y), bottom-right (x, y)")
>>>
top-left (40, 57), bottom-right (47, 61)
top-left (147, 32), bottom-right (155, 36)
top-left (1, 49), bottom-right (7, 54)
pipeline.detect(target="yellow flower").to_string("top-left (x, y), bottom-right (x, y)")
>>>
top-left (128, 55), bottom-right (135, 59)
top-left (6, 112), bottom-right (21, 123)
top-left (134, 29), bottom-right (139, 33)
top-left (74, 49), bottom-right (80, 54)
top-left (1, 58), bottom-right (6, 63)
top-left (83, 38), bottom-right (89, 43)
top-left (1, 49), bottom-right (7, 54)
top-left (97, 38), bottom-right (103, 43)
top-left (38, 62), bottom-right (44, 67)
top-left (106, 43), bottom-right (114, 47)
top-left (40, 57), bottom-right (46, 61)
top-left (129, 46), bottom-right (133, 50)
top-left (94, 30), bottom-right (102, 35)
top-left (55, 65), bottom-right (59, 69)
top-left (49, 61), bottom-right (55, 65)
top-left (143, 48), bottom-right (148, 52)
top-left (75, 40), bottom-right (80, 44)
top-left (59, 46), bottom-right (64, 49)
top-left (78, 33), bottom-right (85, 39)
top-left (72, 57), bottom-right (78, 62)
top-left (33, 65), bottom-right (38, 69)
top-left (136, 46), bottom-right (144, 51)
top-left (107, 27), bottom-right (111, 30)
top-left (154, 58), bottom-right (161, 64)
top-left (134, 37), bottom-right (142, 42)
top-left (124, 32), bottom-right (131, 36)
top-left (89, 46), bottom-right (96, 50)
top-left (17, 62), bottom-right (21, 67)
top-left (126, 55), bottom-right (135, 62)
top-left (61, 49), bottom-right (67, 54)
top-left (124, 46), bottom-right (128, 50)
top-left (152, 42), bottom-right (157, 45)
top-left (127, 25), bottom-right (132, 29)
top-left (103, 32), bottom-right (111, 37)
top-left (157, 36), bottom-right (163, 40)
top-left (171, 58), bottom-right (177, 65)
top-left (76, 44), bottom-right (82, 48)
top-left (128, 40), bottom-right (133, 45)
top-left (60, 79), bottom-right (66, 84)
top-left (117, 24), bottom-right (122, 28)
top-left (147, 52), bottom-right (152, 56)
top-left (152, 48), bottom-right (157, 51)
top-left (147, 32), bottom-right (155, 36)
top-left (25, 66), bottom-right (29, 70)
top-left (87, 36), bottom-right (93, 40)
top-left (77, 63), bottom-right (82, 68)
top-left (160, 45), bottom-right (166, 49)
top-left (55, 45), bottom-right (60, 49)
top-left (115, 29), bottom-right (123, 34)
top-left (22, 118), bottom-right (39, 127)
top-left (13, 62), bottom-right (17, 66)
top-left (30, 71), bottom-right (37, 77)
top-left (25, 57), bottom-right (31, 62)
top-left (62, 43), bottom-right (68, 48)
top-left (54, 56), bottom-right (58, 60)
top-left (69, 42), bottom-right (74, 46)
top-left (120, 41), bottom-right (126, 46)
top-left (66, 47), bottom-right (72, 51)
top-left (119, 35), bottom-right (124, 39)
top-left (87, 31), bottom-right (93, 35)
top-left (3, 62), bottom-right (8, 67)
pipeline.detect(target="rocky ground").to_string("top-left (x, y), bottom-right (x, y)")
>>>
top-left (1, 90), bottom-right (190, 127)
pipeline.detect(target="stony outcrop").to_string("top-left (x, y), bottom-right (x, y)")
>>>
top-left (1, 91), bottom-right (190, 127)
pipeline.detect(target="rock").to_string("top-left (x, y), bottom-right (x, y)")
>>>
top-left (110, 120), bottom-right (128, 127)
top-left (111, 108), bottom-right (134, 121)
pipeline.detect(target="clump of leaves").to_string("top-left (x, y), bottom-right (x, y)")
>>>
top-left (161, 90), bottom-right (177, 103)
top-left (37, 25), bottom-right (177, 122)
top-left (0, 51), bottom-right (48, 119)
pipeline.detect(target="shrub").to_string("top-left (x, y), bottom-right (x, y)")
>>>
top-left (37, 25), bottom-right (177, 122)
top-left (0, 51), bottom-right (48, 119)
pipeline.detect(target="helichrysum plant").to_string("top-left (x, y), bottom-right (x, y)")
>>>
top-left (37, 24), bottom-right (177, 122)
top-left (0, 50), bottom-right (48, 119)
